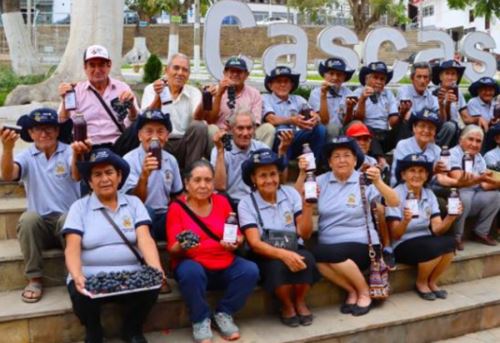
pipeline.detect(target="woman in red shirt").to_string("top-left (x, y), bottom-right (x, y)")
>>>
top-left (167, 160), bottom-right (259, 343)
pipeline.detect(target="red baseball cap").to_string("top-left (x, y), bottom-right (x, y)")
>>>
top-left (345, 121), bottom-right (372, 138)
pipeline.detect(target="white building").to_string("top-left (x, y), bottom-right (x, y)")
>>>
top-left (410, 0), bottom-right (500, 54)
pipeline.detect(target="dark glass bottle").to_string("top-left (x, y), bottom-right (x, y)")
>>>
top-left (202, 86), bottom-right (213, 111)
top-left (160, 78), bottom-right (172, 105)
top-left (148, 138), bottom-right (162, 169)
top-left (223, 212), bottom-right (238, 243)
top-left (304, 171), bottom-right (318, 204)
top-left (64, 87), bottom-right (77, 111)
top-left (440, 146), bottom-right (451, 171)
top-left (73, 114), bottom-right (87, 142)
top-left (406, 190), bottom-right (419, 218)
top-left (302, 143), bottom-right (316, 171)
top-left (300, 104), bottom-right (312, 120)
top-left (463, 152), bottom-right (473, 173)
top-left (448, 188), bottom-right (460, 216)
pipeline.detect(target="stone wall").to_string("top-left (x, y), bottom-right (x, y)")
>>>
top-left (1, 24), bottom-right (437, 63)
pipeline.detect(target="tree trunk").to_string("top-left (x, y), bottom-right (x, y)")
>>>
top-left (167, 15), bottom-right (180, 61)
top-left (1, 0), bottom-right (43, 76)
top-left (5, 0), bottom-right (125, 105)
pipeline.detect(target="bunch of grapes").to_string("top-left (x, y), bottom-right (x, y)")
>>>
top-left (176, 230), bottom-right (200, 249)
top-left (85, 266), bottom-right (163, 295)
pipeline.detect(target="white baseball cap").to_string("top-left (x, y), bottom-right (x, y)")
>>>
top-left (83, 45), bottom-right (111, 62)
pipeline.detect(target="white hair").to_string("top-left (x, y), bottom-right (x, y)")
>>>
top-left (460, 124), bottom-right (484, 141)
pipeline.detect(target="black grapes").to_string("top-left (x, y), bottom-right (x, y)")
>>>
top-left (176, 230), bottom-right (200, 249)
top-left (84, 266), bottom-right (163, 295)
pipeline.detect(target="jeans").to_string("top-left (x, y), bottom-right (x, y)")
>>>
top-left (273, 124), bottom-right (327, 163)
top-left (146, 206), bottom-right (166, 241)
top-left (174, 257), bottom-right (259, 323)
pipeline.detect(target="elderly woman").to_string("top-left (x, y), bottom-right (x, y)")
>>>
top-left (448, 125), bottom-right (500, 249)
top-left (166, 160), bottom-right (259, 343)
top-left (386, 154), bottom-right (461, 301)
top-left (238, 149), bottom-right (316, 327)
top-left (300, 137), bottom-right (399, 316)
top-left (63, 148), bottom-right (163, 343)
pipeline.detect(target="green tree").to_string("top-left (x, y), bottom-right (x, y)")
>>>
top-left (447, 0), bottom-right (500, 24)
top-left (126, 0), bottom-right (162, 22)
top-left (287, 0), bottom-right (331, 23)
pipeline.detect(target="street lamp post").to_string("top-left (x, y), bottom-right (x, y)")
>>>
top-left (193, 0), bottom-right (201, 73)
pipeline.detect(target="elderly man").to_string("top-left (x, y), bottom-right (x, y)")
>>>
top-left (197, 56), bottom-right (276, 148)
top-left (395, 62), bottom-right (440, 141)
top-left (142, 53), bottom-right (209, 169)
top-left (1, 109), bottom-right (80, 303)
top-left (58, 45), bottom-right (139, 155)
top-left (211, 108), bottom-right (292, 207)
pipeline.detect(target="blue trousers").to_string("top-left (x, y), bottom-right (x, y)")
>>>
top-left (273, 124), bottom-right (327, 161)
top-left (146, 207), bottom-right (166, 241)
top-left (174, 257), bottom-right (259, 323)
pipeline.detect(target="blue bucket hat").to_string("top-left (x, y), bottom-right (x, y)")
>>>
top-left (468, 77), bottom-right (500, 98)
top-left (224, 57), bottom-right (248, 72)
top-left (264, 66), bottom-right (300, 93)
top-left (318, 58), bottom-right (355, 82)
top-left (490, 123), bottom-right (500, 137)
top-left (16, 108), bottom-right (73, 144)
top-left (136, 109), bottom-right (172, 132)
top-left (77, 148), bottom-right (130, 189)
top-left (431, 59), bottom-right (465, 85)
top-left (322, 136), bottom-right (365, 170)
top-left (395, 154), bottom-right (433, 185)
top-left (241, 148), bottom-right (286, 187)
top-left (359, 61), bottom-right (393, 86)
top-left (409, 108), bottom-right (442, 131)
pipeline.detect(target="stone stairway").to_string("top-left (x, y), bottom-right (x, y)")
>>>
top-left (1, 181), bottom-right (500, 343)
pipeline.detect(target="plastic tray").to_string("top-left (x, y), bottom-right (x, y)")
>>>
top-left (83, 283), bottom-right (162, 299)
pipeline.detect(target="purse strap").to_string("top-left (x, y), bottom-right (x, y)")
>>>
top-left (359, 174), bottom-right (378, 261)
top-left (100, 208), bottom-right (146, 265)
top-left (89, 87), bottom-right (124, 133)
top-left (249, 192), bottom-right (264, 228)
top-left (172, 198), bottom-right (221, 242)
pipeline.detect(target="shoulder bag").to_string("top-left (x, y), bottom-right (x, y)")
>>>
top-left (171, 198), bottom-right (222, 242)
top-left (249, 192), bottom-right (298, 251)
top-left (359, 175), bottom-right (390, 300)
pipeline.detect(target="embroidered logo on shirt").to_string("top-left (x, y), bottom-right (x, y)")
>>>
top-left (425, 206), bottom-right (431, 218)
top-left (55, 162), bottom-right (67, 176)
top-left (122, 216), bottom-right (133, 231)
top-left (347, 193), bottom-right (357, 207)
top-left (164, 170), bottom-right (173, 185)
top-left (284, 211), bottom-right (293, 225)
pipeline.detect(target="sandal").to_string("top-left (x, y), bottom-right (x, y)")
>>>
top-left (21, 282), bottom-right (43, 303)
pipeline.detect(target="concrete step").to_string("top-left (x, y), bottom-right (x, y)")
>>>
top-left (4, 275), bottom-right (500, 343)
top-left (435, 327), bottom-right (500, 342)
top-left (0, 198), bottom-right (26, 240)
top-left (0, 181), bottom-right (25, 198)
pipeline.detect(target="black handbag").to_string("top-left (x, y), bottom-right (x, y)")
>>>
top-left (89, 87), bottom-right (139, 156)
top-left (250, 192), bottom-right (298, 251)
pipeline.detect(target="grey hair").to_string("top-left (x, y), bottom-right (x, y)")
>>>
top-left (460, 124), bottom-right (484, 140)
top-left (410, 62), bottom-right (432, 79)
top-left (228, 107), bottom-right (257, 127)
top-left (166, 53), bottom-right (190, 70)
top-left (183, 159), bottom-right (214, 181)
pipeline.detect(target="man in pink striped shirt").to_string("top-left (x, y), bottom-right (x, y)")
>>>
top-left (58, 45), bottom-right (139, 150)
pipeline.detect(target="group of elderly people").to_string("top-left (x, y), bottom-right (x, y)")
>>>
top-left (1, 43), bottom-right (500, 343)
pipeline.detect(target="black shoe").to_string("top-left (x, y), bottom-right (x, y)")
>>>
top-left (433, 289), bottom-right (448, 299)
top-left (298, 314), bottom-right (314, 326)
top-left (383, 250), bottom-right (397, 271)
top-left (415, 286), bottom-right (436, 301)
top-left (351, 303), bottom-right (372, 316)
top-left (280, 315), bottom-right (300, 327)
top-left (340, 303), bottom-right (355, 314)
top-left (122, 333), bottom-right (148, 343)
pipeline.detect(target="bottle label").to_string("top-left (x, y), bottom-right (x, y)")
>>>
top-left (223, 224), bottom-right (238, 243)
top-left (407, 198), bottom-right (419, 217)
top-left (464, 160), bottom-right (473, 174)
top-left (448, 198), bottom-right (460, 215)
top-left (65, 92), bottom-right (76, 110)
top-left (160, 87), bottom-right (172, 105)
top-left (304, 181), bottom-right (317, 200)
top-left (440, 156), bottom-right (450, 171)
top-left (303, 152), bottom-right (316, 171)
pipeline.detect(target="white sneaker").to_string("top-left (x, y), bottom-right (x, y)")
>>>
top-left (192, 318), bottom-right (212, 342)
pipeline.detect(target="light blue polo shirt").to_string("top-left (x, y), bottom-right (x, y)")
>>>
top-left (317, 170), bottom-right (380, 245)
top-left (210, 139), bottom-right (268, 202)
top-left (484, 146), bottom-right (500, 168)
top-left (238, 185), bottom-right (304, 245)
top-left (432, 87), bottom-right (467, 124)
top-left (450, 145), bottom-right (487, 191)
top-left (397, 85), bottom-right (439, 113)
top-left (308, 85), bottom-right (353, 127)
top-left (385, 184), bottom-right (441, 249)
top-left (123, 145), bottom-right (183, 214)
top-left (390, 136), bottom-right (441, 186)
top-left (262, 93), bottom-right (308, 130)
top-left (62, 193), bottom-right (151, 282)
top-left (352, 87), bottom-right (398, 130)
top-left (467, 97), bottom-right (494, 122)
top-left (14, 142), bottom-right (80, 216)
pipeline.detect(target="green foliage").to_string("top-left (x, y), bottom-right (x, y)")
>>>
top-left (143, 54), bottom-right (163, 83)
top-left (287, 0), bottom-right (331, 22)
top-left (447, 0), bottom-right (500, 22)
top-left (0, 66), bottom-right (47, 106)
top-left (292, 85), bottom-right (313, 99)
